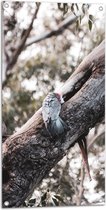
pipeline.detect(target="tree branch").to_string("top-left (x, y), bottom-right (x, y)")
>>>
top-left (2, 40), bottom-right (105, 207)
top-left (25, 14), bottom-right (78, 48)
top-left (61, 40), bottom-right (105, 101)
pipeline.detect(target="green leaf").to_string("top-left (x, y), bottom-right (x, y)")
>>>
top-left (76, 19), bottom-right (79, 30)
top-left (75, 3), bottom-right (79, 11)
top-left (88, 19), bottom-right (92, 31)
top-left (82, 4), bottom-right (86, 14)
top-left (58, 3), bottom-right (61, 10)
top-left (82, 4), bottom-right (90, 14)
top-left (63, 3), bottom-right (68, 15)
top-left (79, 15), bottom-right (82, 24)
top-left (71, 4), bottom-right (76, 16)
top-left (57, 3), bottom-right (64, 11)
top-left (89, 14), bottom-right (94, 22)
top-left (58, 3), bottom-right (63, 11)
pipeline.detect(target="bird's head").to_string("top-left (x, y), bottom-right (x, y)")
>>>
top-left (54, 92), bottom-right (64, 104)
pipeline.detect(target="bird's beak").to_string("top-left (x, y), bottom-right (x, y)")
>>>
top-left (78, 138), bottom-right (91, 181)
top-left (60, 96), bottom-right (64, 104)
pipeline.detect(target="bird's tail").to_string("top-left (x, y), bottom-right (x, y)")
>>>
top-left (47, 117), bottom-right (69, 137)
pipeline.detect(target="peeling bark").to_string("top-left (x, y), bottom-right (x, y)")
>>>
top-left (2, 40), bottom-right (105, 207)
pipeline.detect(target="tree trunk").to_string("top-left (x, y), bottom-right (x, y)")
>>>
top-left (2, 40), bottom-right (105, 207)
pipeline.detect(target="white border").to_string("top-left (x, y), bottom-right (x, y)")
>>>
top-left (0, 0), bottom-right (2, 208)
top-left (0, 0), bottom-right (106, 3)
top-left (0, 0), bottom-right (106, 209)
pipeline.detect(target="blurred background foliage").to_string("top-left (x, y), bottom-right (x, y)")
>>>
top-left (2, 2), bottom-right (105, 206)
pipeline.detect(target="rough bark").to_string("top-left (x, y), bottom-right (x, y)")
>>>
top-left (2, 40), bottom-right (105, 207)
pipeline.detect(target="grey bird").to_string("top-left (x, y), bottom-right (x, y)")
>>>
top-left (42, 92), bottom-right (91, 180)
top-left (42, 92), bottom-right (68, 137)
